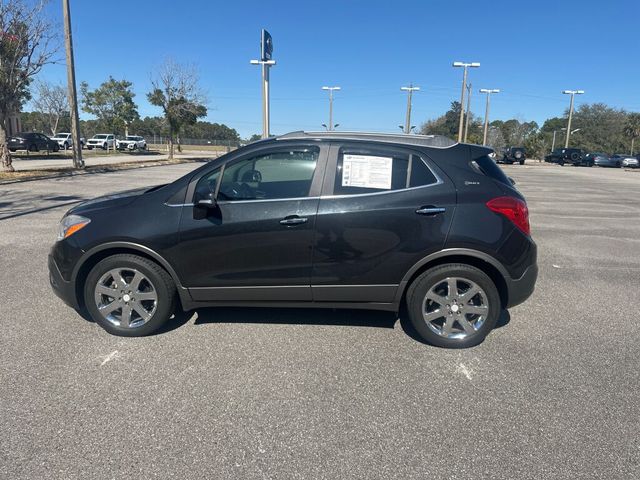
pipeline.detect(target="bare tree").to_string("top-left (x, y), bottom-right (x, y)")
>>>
top-left (147, 59), bottom-right (207, 160)
top-left (32, 80), bottom-right (69, 136)
top-left (0, 0), bottom-right (59, 171)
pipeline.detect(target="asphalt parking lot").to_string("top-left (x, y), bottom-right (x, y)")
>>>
top-left (1, 162), bottom-right (638, 479)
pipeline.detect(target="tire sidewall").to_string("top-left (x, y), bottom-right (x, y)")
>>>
top-left (84, 255), bottom-right (174, 337)
top-left (407, 264), bottom-right (501, 348)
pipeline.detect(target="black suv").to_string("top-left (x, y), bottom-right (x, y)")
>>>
top-left (8, 132), bottom-right (60, 152)
top-left (500, 147), bottom-right (526, 165)
top-left (49, 132), bottom-right (538, 348)
top-left (544, 148), bottom-right (591, 166)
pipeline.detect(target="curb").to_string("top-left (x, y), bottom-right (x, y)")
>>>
top-left (0, 157), bottom-right (210, 185)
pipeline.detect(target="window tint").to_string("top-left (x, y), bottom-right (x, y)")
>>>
top-left (217, 148), bottom-right (318, 201)
top-left (333, 147), bottom-right (437, 195)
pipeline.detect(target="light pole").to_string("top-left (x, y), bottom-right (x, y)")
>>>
top-left (464, 83), bottom-right (472, 142)
top-left (479, 89), bottom-right (500, 146)
top-left (322, 86), bottom-right (341, 131)
top-left (250, 29), bottom-right (276, 139)
top-left (453, 61), bottom-right (480, 142)
top-left (401, 84), bottom-right (420, 134)
top-left (62, 0), bottom-right (84, 169)
top-left (562, 90), bottom-right (584, 148)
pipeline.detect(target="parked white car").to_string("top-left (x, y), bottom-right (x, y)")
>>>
top-left (51, 132), bottom-right (73, 150)
top-left (116, 135), bottom-right (147, 151)
top-left (86, 134), bottom-right (115, 150)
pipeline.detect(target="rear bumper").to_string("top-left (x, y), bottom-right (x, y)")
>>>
top-left (505, 263), bottom-right (538, 308)
top-left (48, 254), bottom-right (79, 309)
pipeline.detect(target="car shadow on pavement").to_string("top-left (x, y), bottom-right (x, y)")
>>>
top-left (161, 306), bottom-right (511, 343)
top-left (175, 307), bottom-right (398, 331)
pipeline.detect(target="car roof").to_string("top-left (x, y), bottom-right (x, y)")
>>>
top-left (257, 131), bottom-right (458, 149)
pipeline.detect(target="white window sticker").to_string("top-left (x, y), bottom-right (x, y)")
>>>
top-left (342, 154), bottom-right (393, 189)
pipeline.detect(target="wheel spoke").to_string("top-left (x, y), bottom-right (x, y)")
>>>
top-left (132, 302), bottom-right (151, 321)
top-left (130, 271), bottom-right (144, 292)
top-left (442, 315), bottom-right (455, 335)
top-left (423, 309), bottom-right (446, 322)
top-left (425, 291), bottom-right (447, 307)
top-left (459, 286), bottom-right (480, 302)
top-left (135, 291), bottom-right (156, 301)
top-left (465, 305), bottom-right (488, 316)
top-left (96, 285), bottom-right (118, 297)
top-left (99, 300), bottom-right (120, 316)
top-left (121, 304), bottom-right (132, 328)
top-left (458, 317), bottom-right (476, 334)
top-left (447, 278), bottom-right (458, 298)
top-left (109, 269), bottom-right (127, 289)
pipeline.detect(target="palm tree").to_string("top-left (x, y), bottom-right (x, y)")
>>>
top-left (624, 113), bottom-right (640, 155)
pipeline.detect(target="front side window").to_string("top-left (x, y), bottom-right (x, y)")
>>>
top-left (217, 147), bottom-right (319, 201)
top-left (333, 147), bottom-right (437, 196)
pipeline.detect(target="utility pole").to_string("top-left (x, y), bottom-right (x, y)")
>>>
top-left (479, 89), bottom-right (500, 146)
top-left (464, 83), bottom-right (472, 142)
top-left (62, 0), bottom-right (84, 169)
top-left (400, 84), bottom-right (420, 134)
top-left (250, 29), bottom-right (276, 138)
top-left (551, 130), bottom-right (558, 152)
top-left (453, 62), bottom-right (480, 142)
top-left (321, 86), bottom-right (341, 131)
top-left (562, 90), bottom-right (584, 148)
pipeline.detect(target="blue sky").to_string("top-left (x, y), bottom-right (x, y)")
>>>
top-left (39, 0), bottom-right (640, 138)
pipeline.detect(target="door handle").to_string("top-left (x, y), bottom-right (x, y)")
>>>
top-left (415, 206), bottom-right (446, 216)
top-left (279, 216), bottom-right (308, 226)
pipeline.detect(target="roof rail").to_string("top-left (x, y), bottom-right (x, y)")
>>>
top-left (274, 131), bottom-right (457, 148)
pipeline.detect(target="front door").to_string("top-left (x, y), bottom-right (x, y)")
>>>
top-left (176, 144), bottom-right (328, 302)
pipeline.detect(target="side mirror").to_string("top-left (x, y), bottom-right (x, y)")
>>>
top-left (509, 177), bottom-right (516, 186)
top-left (193, 197), bottom-right (217, 220)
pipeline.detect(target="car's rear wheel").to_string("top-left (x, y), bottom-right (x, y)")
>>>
top-left (29, 143), bottom-right (38, 152)
top-left (406, 264), bottom-right (501, 348)
top-left (519, 159), bottom-right (525, 165)
top-left (84, 254), bottom-right (177, 337)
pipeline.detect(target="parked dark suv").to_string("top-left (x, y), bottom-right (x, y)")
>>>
top-left (8, 132), bottom-right (60, 152)
top-left (544, 148), bottom-right (591, 166)
top-left (500, 147), bottom-right (526, 165)
top-left (49, 132), bottom-right (538, 348)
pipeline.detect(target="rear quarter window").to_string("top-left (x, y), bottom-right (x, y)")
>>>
top-left (473, 155), bottom-right (512, 186)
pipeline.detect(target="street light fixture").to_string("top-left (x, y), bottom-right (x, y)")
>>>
top-left (479, 88), bottom-right (500, 146)
top-left (322, 86), bottom-right (341, 131)
top-left (562, 90), bottom-right (584, 148)
top-left (400, 85), bottom-right (420, 134)
top-left (453, 62), bottom-right (480, 142)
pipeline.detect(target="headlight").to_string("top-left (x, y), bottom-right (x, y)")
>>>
top-left (57, 214), bottom-right (91, 241)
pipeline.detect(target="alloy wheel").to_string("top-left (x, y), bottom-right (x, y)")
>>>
top-left (421, 277), bottom-right (489, 339)
top-left (94, 268), bottom-right (158, 329)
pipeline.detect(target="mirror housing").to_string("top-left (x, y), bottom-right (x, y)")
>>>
top-left (193, 197), bottom-right (217, 220)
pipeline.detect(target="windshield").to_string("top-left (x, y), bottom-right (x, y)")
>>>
top-left (93, 134), bottom-right (108, 139)
top-left (126, 136), bottom-right (139, 140)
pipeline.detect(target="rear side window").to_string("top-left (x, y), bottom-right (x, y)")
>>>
top-left (473, 155), bottom-right (512, 186)
top-left (333, 147), bottom-right (437, 195)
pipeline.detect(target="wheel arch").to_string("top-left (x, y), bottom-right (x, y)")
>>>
top-left (395, 249), bottom-right (509, 308)
top-left (72, 242), bottom-right (187, 311)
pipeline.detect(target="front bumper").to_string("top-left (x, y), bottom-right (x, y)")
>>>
top-left (48, 254), bottom-right (79, 309)
top-left (505, 263), bottom-right (538, 308)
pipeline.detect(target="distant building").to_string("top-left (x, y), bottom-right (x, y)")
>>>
top-left (5, 112), bottom-right (22, 136)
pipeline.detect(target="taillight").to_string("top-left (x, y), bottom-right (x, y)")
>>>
top-left (486, 196), bottom-right (530, 236)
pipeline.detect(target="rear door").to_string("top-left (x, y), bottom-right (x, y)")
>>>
top-left (311, 143), bottom-right (456, 303)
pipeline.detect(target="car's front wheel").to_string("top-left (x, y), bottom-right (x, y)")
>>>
top-left (84, 254), bottom-right (177, 336)
top-left (406, 264), bottom-right (501, 348)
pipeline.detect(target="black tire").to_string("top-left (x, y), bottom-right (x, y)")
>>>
top-left (63, 142), bottom-right (69, 150)
top-left (53, 144), bottom-right (59, 152)
top-left (9, 148), bottom-right (16, 152)
top-left (406, 263), bottom-right (501, 348)
top-left (570, 152), bottom-right (579, 161)
top-left (29, 143), bottom-right (39, 152)
top-left (102, 143), bottom-right (107, 150)
top-left (558, 159), bottom-right (565, 166)
top-left (87, 146), bottom-right (93, 150)
top-left (519, 159), bottom-right (525, 165)
top-left (84, 254), bottom-right (177, 337)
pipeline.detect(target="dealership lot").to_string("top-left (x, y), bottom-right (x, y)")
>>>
top-left (1, 162), bottom-right (638, 479)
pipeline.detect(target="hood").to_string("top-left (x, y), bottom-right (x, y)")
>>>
top-left (66, 185), bottom-right (165, 216)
